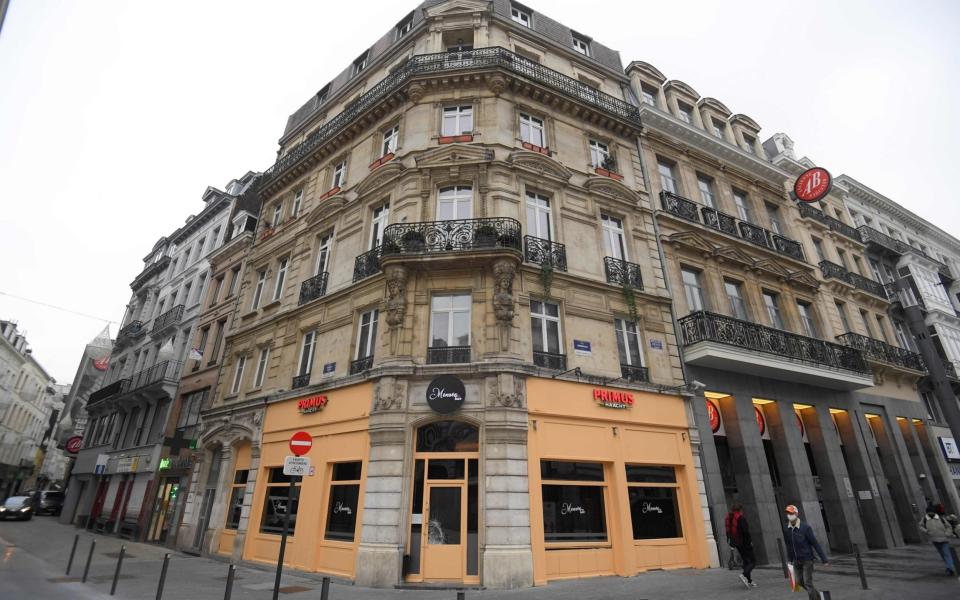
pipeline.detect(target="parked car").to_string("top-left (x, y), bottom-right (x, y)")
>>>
top-left (0, 496), bottom-right (34, 520)
top-left (36, 490), bottom-right (65, 516)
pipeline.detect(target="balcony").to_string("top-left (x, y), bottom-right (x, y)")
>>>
top-left (524, 236), bottom-right (567, 272)
top-left (131, 255), bottom-right (171, 291)
top-left (818, 261), bottom-right (886, 298)
top-left (381, 217), bottom-right (521, 258)
top-left (943, 360), bottom-right (959, 381)
top-left (88, 379), bottom-right (129, 405)
top-left (678, 311), bottom-right (873, 390)
top-left (620, 363), bottom-right (650, 383)
top-left (427, 345), bottom-right (471, 364)
top-left (291, 374), bottom-right (310, 389)
top-left (261, 47), bottom-right (640, 190)
top-left (836, 333), bottom-right (926, 373)
top-left (127, 360), bottom-right (182, 393)
top-left (298, 272), bottom-right (329, 305)
top-left (660, 192), bottom-right (805, 262)
top-left (603, 257), bottom-right (644, 289)
top-left (150, 304), bottom-right (184, 336)
top-left (796, 205), bottom-right (861, 242)
top-left (117, 320), bottom-right (145, 340)
top-left (533, 350), bottom-right (566, 371)
top-left (350, 355), bottom-right (374, 375)
top-left (858, 226), bottom-right (907, 256)
top-left (353, 246), bottom-right (382, 282)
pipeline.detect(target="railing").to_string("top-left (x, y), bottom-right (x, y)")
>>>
top-left (678, 311), bottom-right (869, 374)
top-left (604, 257), bottom-right (644, 289)
top-left (427, 345), bottom-right (471, 364)
top-left (350, 355), bottom-right (374, 375)
top-left (261, 47), bottom-right (640, 187)
top-left (942, 360), bottom-right (959, 381)
top-left (818, 261), bottom-right (886, 298)
top-left (620, 363), bottom-right (650, 383)
top-left (298, 272), bottom-right (329, 305)
top-left (88, 379), bottom-right (129, 405)
top-left (353, 246), bottom-right (382, 282)
top-left (150, 304), bottom-right (185, 335)
top-left (128, 360), bottom-right (182, 392)
top-left (858, 226), bottom-right (907, 255)
top-left (797, 205), bottom-right (861, 241)
top-left (836, 332), bottom-right (925, 372)
top-left (660, 191), bottom-right (805, 262)
top-left (939, 263), bottom-right (954, 281)
top-left (117, 320), bottom-right (145, 341)
top-left (524, 236), bottom-right (568, 272)
top-left (381, 217), bottom-right (521, 256)
top-left (533, 350), bottom-right (566, 370)
top-left (291, 374), bottom-right (310, 389)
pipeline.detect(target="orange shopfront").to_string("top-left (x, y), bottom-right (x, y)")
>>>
top-left (527, 378), bottom-right (710, 584)
top-left (241, 382), bottom-right (371, 579)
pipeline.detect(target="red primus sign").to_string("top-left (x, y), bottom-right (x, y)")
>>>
top-left (297, 395), bottom-right (329, 414)
top-left (593, 388), bottom-right (634, 409)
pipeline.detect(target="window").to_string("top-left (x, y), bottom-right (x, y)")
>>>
top-left (531, 300), bottom-right (562, 354)
top-left (676, 102), bottom-right (693, 124)
top-left (640, 84), bottom-right (657, 106)
top-left (291, 189), bottom-right (303, 218)
top-left (657, 159), bottom-right (679, 194)
top-left (510, 5), bottom-right (531, 27)
top-left (614, 318), bottom-right (643, 367)
top-left (571, 34), bottom-right (590, 56)
top-left (894, 320), bottom-right (913, 350)
top-left (332, 160), bottom-right (347, 189)
top-left (519, 113), bottom-right (545, 147)
top-left (766, 203), bottom-right (782, 235)
top-left (921, 391), bottom-right (943, 422)
top-left (370, 203), bottom-right (389, 249)
top-left (626, 465), bottom-right (683, 540)
top-left (540, 460), bottom-right (606, 542)
top-left (225, 469), bottom-right (248, 530)
top-left (325, 462), bottom-right (362, 541)
top-left (195, 327), bottom-right (209, 363)
top-left (733, 190), bottom-right (752, 222)
top-left (600, 213), bottom-right (627, 260)
top-left (182, 282), bottom-right (193, 307)
top-left (430, 294), bottom-right (471, 348)
top-left (437, 185), bottom-right (473, 220)
top-left (682, 268), bottom-right (706, 313)
top-left (231, 355), bottom-right (246, 394)
top-left (763, 291), bottom-right (784, 329)
top-left (696, 174), bottom-right (715, 208)
top-left (525, 192), bottom-right (552, 240)
top-left (272, 259), bottom-right (288, 302)
top-left (298, 331), bottom-right (316, 377)
top-left (260, 468), bottom-right (300, 534)
top-left (353, 51), bottom-right (367, 75)
top-left (442, 105), bottom-right (473, 136)
top-left (209, 276), bottom-right (224, 307)
top-left (724, 280), bottom-right (748, 320)
top-left (177, 390), bottom-right (206, 434)
top-left (315, 232), bottom-right (333, 275)
top-left (852, 255), bottom-right (865, 276)
top-left (254, 347), bottom-right (269, 388)
top-left (836, 302), bottom-right (851, 333)
top-left (711, 119), bottom-right (725, 139)
top-left (812, 238), bottom-right (825, 262)
top-left (589, 139), bottom-right (609, 169)
top-left (227, 267), bottom-right (240, 297)
top-left (210, 319), bottom-right (226, 365)
top-left (797, 301), bottom-right (819, 338)
top-left (869, 259), bottom-right (884, 282)
top-left (382, 125), bottom-right (399, 156)
top-left (875, 315), bottom-right (890, 343)
top-left (271, 204), bottom-right (282, 228)
top-left (356, 309), bottom-right (379, 360)
top-left (395, 13), bottom-right (413, 38)
top-left (859, 309), bottom-right (873, 337)
top-left (251, 269), bottom-right (267, 309)
top-left (210, 227), bottom-right (221, 251)
top-left (742, 133), bottom-right (756, 154)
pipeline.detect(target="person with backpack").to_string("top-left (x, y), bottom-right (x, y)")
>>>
top-left (725, 503), bottom-right (756, 588)
top-left (919, 505), bottom-right (956, 575)
top-left (784, 504), bottom-right (829, 600)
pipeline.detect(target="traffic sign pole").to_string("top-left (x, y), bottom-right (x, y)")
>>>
top-left (274, 431), bottom-right (311, 600)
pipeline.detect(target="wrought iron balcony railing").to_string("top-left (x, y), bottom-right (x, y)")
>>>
top-left (603, 256), bottom-right (644, 289)
top-left (524, 236), bottom-right (568, 272)
top-left (117, 320), bottom-right (145, 341)
top-left (150, 304), bottom-right (185, 335)
top-left (836, 332), bottom-right (925, 372)
top-left (678, 311), bottom-right (869, 374)
top-left (88, 379), bottom-right (129, 405)
top-left (298, 272), bottom-right (329, 305)
top-left (620, 363), bottom-right (650, 383)
top-left (128, 360), bottom-right (182, 392)
top-left (261, 47), bottom-right (640, 187)
top-left (533, 350), bottom-right (566, 371)
top-left (818, 261), bottom-right (886, 298)
top-left (353, 246), bottom-right (382, 282)
top-left (942, 360), bottom-right (959, 380)
top-left (858, 226), bottom-right (907, 255)
top-left (796, 204), bottom-right (861, 242)
top-left (427, 345), bottom-right (471, 364)
top-left (291, 374), bottom-right (310, 389)
top-left (350, 355), bottom-right (374, 375)
top-left (939, 263), bottom-right (955, 281)
top-left (660, 192), bottom-right (805, 262)
top-left (381, 217), bottom-right (521, 256)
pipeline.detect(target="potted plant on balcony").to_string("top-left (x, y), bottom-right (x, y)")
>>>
top-left (381, 238), bottom-right (400, 255)
top-left (401, 229), bottom-right (426, 253)
top-left (473, 223), bottom-right (499, 248)
top-left (497, 228), bottom-right (519, 249)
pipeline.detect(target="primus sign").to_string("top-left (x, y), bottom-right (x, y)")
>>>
top-left (593, 388), bottom-right (634, 409)
top-left (297, 395), bottom-right (329, 414)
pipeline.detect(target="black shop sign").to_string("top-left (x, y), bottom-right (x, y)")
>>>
top-left (426, 375), bottom-right (466, 414)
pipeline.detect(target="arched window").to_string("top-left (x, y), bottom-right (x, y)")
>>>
top-left (415, 420), bottom-right (478, 452)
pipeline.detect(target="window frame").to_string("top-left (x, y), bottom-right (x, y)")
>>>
top-left (696, 174), bottom-right (715, 208)
top-left (251, 269), bottom-right (267, 310)
top-left (732, 189), bottom-right (752, 222)
top-left (588, 139), bottom-right (609, 169)
top-left (600, 213), bottom-right (627, 260)
top-left (540, 459), bottom-right (608, 546)
top-left (571, 34), bottom-right (590, 56)
top-left (519, 112), bottom-right (546, 147)
top-left (614, 317), bottom-right (644, 367)
top-left (796, 300), bottom-right (819, 338)
top-left (370, 203), bottom-right (389, 250)
top-left (437, 185), bottom-right (473, 221)
top-left (657, 159), bottom-right (680, 195)
top-left (231, 355), bottom-right (246, 394)
top-left (429, 294), bottom-right (472, 348)
top-left (259, 468), bottom-right (300, 535)
top-left (298, 331), bottom-right (316, 377)
top-left (271, 204), bottom-right (282, 228)
top-left (291, 189), bottom-right (303, 218)
top-left (225, 469), bottom-right (249, 530)
top-left (525, 191), bottom-right (552, 241)
top-left (315, 232), bottom-right (333, 276)
top-left (530, 299), bottom-right (562, 355)
top-left (625, 464), bottom-right (683, 541)
top-left (324, 461), bottom-right (363, 542)
top-left (681, 267), bottom-right (706, 313)
top-left (441, 105), bottom-right (473, 137)
top-left (356, 308), bottom-right (379, 360)
top-left (272, 258), bottom-right (288, 302)
top-left (763, 291), bottom-right (785, 329)
top-left (253, 347), bottom-right (270, 388)
top-left (332, 159), bottom-right (347, 189)
top-left (382, 124), bottom-right (399, 157)
top-left (510, 5), bottom-right (531, 27)
top-left (724, 279), bottom-right (748, 320)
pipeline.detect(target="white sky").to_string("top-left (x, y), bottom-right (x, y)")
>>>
top-left (1, 0), bottom-right (958, 383)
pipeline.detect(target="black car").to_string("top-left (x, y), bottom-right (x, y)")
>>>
top-left (36, 490), bottom-right (65, 516)
top-left (0, 496), bottom-right (34, 520)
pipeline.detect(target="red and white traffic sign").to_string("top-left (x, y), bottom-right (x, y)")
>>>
top-left (289, 431), bottom-right (313, 456)
top-left (793, 167), bottom-right (832, 203)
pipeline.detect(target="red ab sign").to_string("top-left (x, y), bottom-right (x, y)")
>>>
top-left (793, 167), bottom-right (832, 203)
top-left (289, 431), bottom-right (312, 456)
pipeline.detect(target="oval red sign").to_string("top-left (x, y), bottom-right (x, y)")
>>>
top-left (289, 431), bottom-right (313, 456)
top-left (794, 167), bottom-right (832, 203)
top-left (65, 436), bottom-right (83, 454)
top-left (754, 406), bottom-right (766, 436)
top-left (706, 400), bottom-right (721, 434)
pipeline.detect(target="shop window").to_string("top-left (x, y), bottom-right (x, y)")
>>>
top-left (325, 462), bottom-right (362, 542)
top-left (260, 468), bottom-right (300, 535)
top-left (625, 465), bottom-right (683, 539)
top-left (415, 420), bottom-right (479, 452)
top-left (540, 460), bottom-right (607, 543)
top-left (225, 470), bottom-right (248, 530)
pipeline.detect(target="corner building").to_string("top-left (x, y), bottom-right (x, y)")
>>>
top-left (186, 0), bottom-right (713, 588)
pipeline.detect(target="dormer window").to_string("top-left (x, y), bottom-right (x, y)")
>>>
top-left (711, 119), bottom-right (725, 139)
top-left (316, 84), bottom-right (330, 105)
top-left (742, 133), bottom-right (756, 154)
top-left (353, 51), bottom-right (368, 76)
top-left (572, 33), bottom-right (590, 56)
top-left (677, 102), bottom-right (693, 124)
top-left (511, 3), bottom-right (531, 27)
top-left (395, 12), bottom-right (413, 39)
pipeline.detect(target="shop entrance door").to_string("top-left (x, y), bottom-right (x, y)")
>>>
top-left (423, 483), bottom-right (465, 580)
top-left (147, 478), bottom-right (180, 542)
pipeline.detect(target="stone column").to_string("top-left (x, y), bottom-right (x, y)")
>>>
top-left (686, 391), bottom-right (722, 568)
top-left (898, 418), bottom-right (937, 501)
top-left (867, 412), bottom-right (923, 542)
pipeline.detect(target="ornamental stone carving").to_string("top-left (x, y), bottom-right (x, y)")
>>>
top-left (384, 264), bottom-right (409, 328)
top-left (374, 377), bottom-right (408, 412)
top-left (487, 73), bottom-right (507, 96)
top-left (487, 373), bottom-right (525, 408)
top-left (407, 82), bottom-right (426, 104)
top-left (492, 258), bottom-right (516, 352)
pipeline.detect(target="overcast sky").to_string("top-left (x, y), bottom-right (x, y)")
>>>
top-left (1, 0), bottom-right (958, 383)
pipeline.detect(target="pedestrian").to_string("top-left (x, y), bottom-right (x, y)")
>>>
top-left (725, 503), bottom-right (757, 588)
top-left (919, 505), bottom-right (956, 575)
top-left (945, 513), bottom-right (960, 538)
top-left (783, 504), bottom-right (829, 600)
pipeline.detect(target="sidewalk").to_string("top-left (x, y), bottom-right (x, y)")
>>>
top-left (1, 516), bottom-right (958, 599)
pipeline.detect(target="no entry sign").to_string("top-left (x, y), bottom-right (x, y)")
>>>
top-left (289, 431), bottom-right (313, 456)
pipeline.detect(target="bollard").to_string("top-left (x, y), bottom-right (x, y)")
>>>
top-left (223, 563), bottom-right (236, 600)
top-left (155, 553), bottom-right (170, 600)
top-left (320, 576), bottom-right (330, 600)
top-left (81, 538), bottom-right (96, 583)
top-left (853, 543), bottom-right (868, 590)
top-left (110, 544), bottom-right (126, 595)
top-left (776, 537), bottom-right (789, 579)
top-left (66, 533), bottom-right (79, 575)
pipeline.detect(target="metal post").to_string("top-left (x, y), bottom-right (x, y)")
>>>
top-left (320, 576), bottom-right (330, 600)
top-left (81, 538), bottom-right (96, 583)
top-left (224, 564), bottom-right (236, 600)
top-left (776, 537), bottom-right (789, 579)
top-left (66, 533), bottom-right (79, 575)
top-left (853, 543), bottom-right (868, 590)
top-left (272, 476), bottom-right (297, 600)
top-left (110, 544), bottom-right (126, 595)
top-left (156, 553), bottom-right (170, 600)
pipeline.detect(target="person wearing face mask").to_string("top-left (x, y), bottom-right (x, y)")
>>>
top-left (783, 504), bottom-right (828, 600)
top-left (919, 504), bottom-right (956, 575)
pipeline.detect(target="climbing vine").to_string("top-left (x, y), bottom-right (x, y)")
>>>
top-left (622, 283), bottom-right (639, 323)
top-left (539, 262), bottom-right (554, 299)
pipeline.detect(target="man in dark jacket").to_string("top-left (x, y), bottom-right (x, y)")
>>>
top-left (784, 504), bottom-right (829, 600)
top-left (725, 503), bottom-right (756, 588)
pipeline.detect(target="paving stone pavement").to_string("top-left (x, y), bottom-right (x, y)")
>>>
top-left (1, 516), bottom-right (958, 599)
